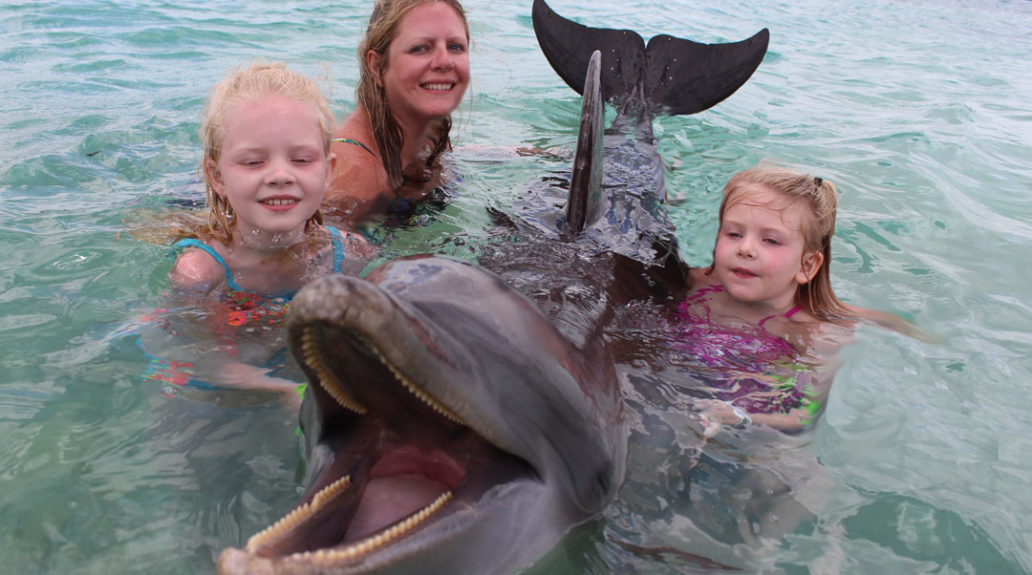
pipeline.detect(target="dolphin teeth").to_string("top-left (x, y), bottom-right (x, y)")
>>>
top-left (357, 334), bottom-right (466, 426)
top-left (302, 327), bottom-right (368, 414)
top-left (245, 475), bottom-right (353, 552)
top-left (304, 491), bottom-right (454, 564)
top-left (310, 474), bottom-right (354, 510)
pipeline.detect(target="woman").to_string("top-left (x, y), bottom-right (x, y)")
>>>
top-left (327, 0), bottom-right (470, 225)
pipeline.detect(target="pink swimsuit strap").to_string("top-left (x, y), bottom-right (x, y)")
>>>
top-left (758, 305), bottom-right (801, 329)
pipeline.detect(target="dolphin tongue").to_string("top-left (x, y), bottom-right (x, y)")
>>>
top-left (344, 441), bottom-right (468, 542)
top-left (346, 474), bottom-right (450, 542)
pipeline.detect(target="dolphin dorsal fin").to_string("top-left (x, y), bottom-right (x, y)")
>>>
top-left (564, 50), bottom-right (604, 237)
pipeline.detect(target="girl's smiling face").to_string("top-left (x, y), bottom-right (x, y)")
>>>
top-left (369, 1), bottom-right (470, 129)
top-left (712, 185), bottom-right (823, 311)
top-left (207, 94), bottom-right (333, 244)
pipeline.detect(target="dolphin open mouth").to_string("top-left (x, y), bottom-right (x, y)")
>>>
top-left (218, 273), bottom-right (536, 572)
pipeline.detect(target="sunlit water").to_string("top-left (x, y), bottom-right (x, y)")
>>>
top-left (2, 0), bottom-right (1031, 573)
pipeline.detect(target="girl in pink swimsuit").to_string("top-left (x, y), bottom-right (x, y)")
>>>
top-left (674, 166), bottom-right (922, 433)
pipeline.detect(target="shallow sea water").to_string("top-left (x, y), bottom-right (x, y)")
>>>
top-left (2, 0), bottom-right (1031, 573)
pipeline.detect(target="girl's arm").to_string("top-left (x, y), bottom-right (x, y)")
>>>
top-left (698, 367), bottom-right (837, 433)
top-left (141, 285), bottom-right (300, 405)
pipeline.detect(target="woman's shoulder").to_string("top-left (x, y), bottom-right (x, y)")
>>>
top-left (327, 113), bottom-right (390, 212)
top-left (331, 112), bottom-right (378, 163)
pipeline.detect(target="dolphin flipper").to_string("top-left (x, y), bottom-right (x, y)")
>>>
top-left (532, 0), bottom-right (769, 115)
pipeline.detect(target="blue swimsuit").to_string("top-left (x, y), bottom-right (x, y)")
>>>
top-left (171, 226), bottom-right (349, 293)
top-left (144, 227), bottom-right (350, 397)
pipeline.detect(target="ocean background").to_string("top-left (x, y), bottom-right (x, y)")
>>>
top-left (2, 0), bottom-right (1031, 573)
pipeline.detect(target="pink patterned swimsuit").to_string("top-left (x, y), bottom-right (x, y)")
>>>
top-left (671, 285), bottom-right (814, 415)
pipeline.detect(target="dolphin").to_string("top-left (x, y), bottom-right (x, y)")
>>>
top-left (515, 0), bottom-right (769, 265)
top-left (216, 1), bottom-right (768, 572)
top-left (216, 254), bottom-right (624, 575)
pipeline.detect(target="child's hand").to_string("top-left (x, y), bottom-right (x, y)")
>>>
top-left (696, 399), bottom-right (752, 437)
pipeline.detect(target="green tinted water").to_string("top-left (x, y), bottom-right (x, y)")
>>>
top-left (2, 0), bottom-right (1031, 573)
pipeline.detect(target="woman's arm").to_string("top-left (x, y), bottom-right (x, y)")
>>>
top-left (325, 145), bottom-right (391, 224)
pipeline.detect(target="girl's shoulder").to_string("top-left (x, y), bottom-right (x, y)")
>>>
top-left (688, 266), bottom-right (718, 287)
top-left (170, 238), bottom-right (231, 294)
top-left (772, 308), bottom-right (870, 360)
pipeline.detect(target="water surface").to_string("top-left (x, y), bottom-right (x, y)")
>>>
top-left (2, 0), bottom-right (1031, 573)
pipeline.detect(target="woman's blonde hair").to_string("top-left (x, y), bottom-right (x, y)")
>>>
top-left (196, 61), bottom-right (333, 243)
top-left (713, 165), bottom-right (849, 320)
top-left (356, 0), bottom-right (469, 188)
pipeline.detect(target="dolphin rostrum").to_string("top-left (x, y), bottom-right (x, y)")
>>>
top-left (216, 1), bottom-right (768, 572)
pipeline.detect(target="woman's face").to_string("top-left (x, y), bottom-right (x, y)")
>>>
top-left (370, 1), bottom-right (469, 129)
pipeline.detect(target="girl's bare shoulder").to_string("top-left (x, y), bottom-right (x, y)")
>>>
top-left (688, 267), bottom-right (719, 289)
top-left (170, 242), bottom-right (227, 293)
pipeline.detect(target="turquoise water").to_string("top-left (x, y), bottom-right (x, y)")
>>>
top-left (2, 0), bottom-right (1031, 573)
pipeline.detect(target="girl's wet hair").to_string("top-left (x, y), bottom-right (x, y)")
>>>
top-left (717, 165), bottom-right (849, 319)
top-left (356, 0), bottom-right (469, 188)
top-left (197, 61), bottom-right (333, 242)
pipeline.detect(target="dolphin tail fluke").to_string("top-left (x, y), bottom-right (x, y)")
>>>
top-left (532, 0), bottom-right (645, 106)
top-left (532, 0), bottom-right (769, 116)
top-left (643, 31), bottom-right (769, 115)
top-left (564, 49), bottom-right (604, 237)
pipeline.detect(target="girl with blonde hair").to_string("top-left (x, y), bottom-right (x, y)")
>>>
top-left (148, 62), bottom-right (372, 401)
top-left (676, 165), bottom-right (923, 433)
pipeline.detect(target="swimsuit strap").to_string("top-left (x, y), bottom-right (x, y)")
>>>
top-left (758, 305), bottom-right (802, 329)
top-left (326, 226), bottom-right (346, 273)
top-left (681, 283), bottom-right (724, 305)
top-left (331, 137), bottom-right (376, 157)
top-left (172, 238), bottom-right (242, 291)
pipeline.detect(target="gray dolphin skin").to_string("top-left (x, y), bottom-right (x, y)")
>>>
top-left (216, 254), bottom-right (625, 575)
top-left (216, 1), bottom-right (768, 573)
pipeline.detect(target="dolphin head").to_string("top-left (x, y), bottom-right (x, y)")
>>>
top-left (217, 255), bottom-right (624, 574)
